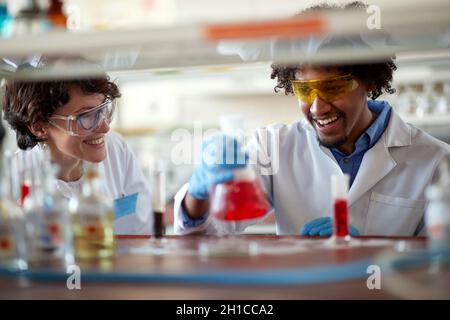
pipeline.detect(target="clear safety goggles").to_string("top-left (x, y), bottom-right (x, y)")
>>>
top-left (291, 74), bottom-right (359, 104)
top-left (49, 99), bottom-right (115, 137)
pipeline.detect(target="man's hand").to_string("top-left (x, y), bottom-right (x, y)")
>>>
top-left (300, 217), bottom-right (360, 237)
top-left (187, 134), bottom-right (247, 200)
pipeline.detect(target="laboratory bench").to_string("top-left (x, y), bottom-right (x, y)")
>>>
top-left (1, 0), bottom-right (450, 302)
top-left (1, 235), bottom-right (447, 300)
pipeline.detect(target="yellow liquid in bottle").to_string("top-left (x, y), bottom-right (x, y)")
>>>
top-left (72, 210), bottom-right (114, 260)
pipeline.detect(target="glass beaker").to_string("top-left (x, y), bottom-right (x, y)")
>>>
top-left (24, 160), bottom-right (73, 267)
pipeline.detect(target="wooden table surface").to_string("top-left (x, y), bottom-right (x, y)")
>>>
top-left (0, 235), bottom-right (437, 300)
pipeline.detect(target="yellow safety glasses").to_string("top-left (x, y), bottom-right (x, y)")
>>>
top-left (291, 74), bottom-right (359, 104)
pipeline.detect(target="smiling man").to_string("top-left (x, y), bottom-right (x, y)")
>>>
top-left (173, 2), bottom-right (450, 237)
top-left (286, 65), bottom-right (394, 187)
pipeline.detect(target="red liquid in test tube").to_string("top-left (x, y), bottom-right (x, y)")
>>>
top-left (331, 174), bottom-right (350, 238)
top-left (334, 198), bottom-right (349, 237)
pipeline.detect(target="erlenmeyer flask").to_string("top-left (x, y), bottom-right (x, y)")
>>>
top-left (210, 168), bottom-right (270, 222)
top-left (209, 115), bottom-right (270, 229)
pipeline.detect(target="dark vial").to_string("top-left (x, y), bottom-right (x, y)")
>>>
top-left (153, 211), bottom-right (165, 238)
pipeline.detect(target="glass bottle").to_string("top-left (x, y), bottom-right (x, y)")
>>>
top-left (0, 154), bottom-right (27, 271)
top-left (416, 83), bottom-right (436, 117)
top-left (426, 155), bottom-right (450, 251)
top-left (24, 158), bottom-right (73, 267)
top-left (47, 0), bottom-right (67, 29)
top-left (0, 0), bottom-right (12, 37)
top-left (10, 0), bottom-right (50, 36)
top-left (398, 85), bottom-right (417, 115)
top-left (71, 163), bottom-right (114, 260)
top-left (436, 82), bottom-right (450, 115)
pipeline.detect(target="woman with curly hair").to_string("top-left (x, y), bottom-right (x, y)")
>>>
top-left (173, 2), bottom-right (449, 237)
top-left (3, 59), bottom-right (153, 235)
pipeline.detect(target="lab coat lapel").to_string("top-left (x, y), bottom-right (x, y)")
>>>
top-left (348, 110), bottom-right (411, 205)
top-left (348, 136), bottom-right (396, 205)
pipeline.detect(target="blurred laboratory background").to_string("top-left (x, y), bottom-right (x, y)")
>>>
top-left (1, 0), bottom-right (450, 233)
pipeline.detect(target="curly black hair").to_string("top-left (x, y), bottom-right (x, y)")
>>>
top-left (270, 2), bottom-right (397, 100)
top-left (3, 62), bottom-right (121, 150)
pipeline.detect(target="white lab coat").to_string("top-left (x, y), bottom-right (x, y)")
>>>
top-left (174, 109), bottom-right (450, 236)
top-left (14, 132), bottom-right (153, 235)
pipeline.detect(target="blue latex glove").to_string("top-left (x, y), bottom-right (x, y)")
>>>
top-left (187, 134), bottom-right (248, 200)
top-left (299, 217), bottom-right (360, 237)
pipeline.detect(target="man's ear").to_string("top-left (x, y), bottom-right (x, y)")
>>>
top-left (28, 122), bottom-right (48, 140)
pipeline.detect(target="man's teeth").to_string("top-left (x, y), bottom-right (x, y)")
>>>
top-left (85, 138), bottom-right (104, 145)
top-left (316, 115), bottom-right (339, 126)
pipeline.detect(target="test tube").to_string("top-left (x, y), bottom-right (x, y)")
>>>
top-left (151, 165), bottom-right (166, 239)
top-left (331, 174), bottom-right (350, 238)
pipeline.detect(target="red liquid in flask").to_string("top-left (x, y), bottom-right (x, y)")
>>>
top-left (212, 180), bottom-right (270, 221)
top-left (334, 199), bottom-right (349, 237)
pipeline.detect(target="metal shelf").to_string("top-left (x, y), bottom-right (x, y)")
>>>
top-left (0, 0), bottom-right (449, 80)
top-left (400, 114), bottom-right (450, 127)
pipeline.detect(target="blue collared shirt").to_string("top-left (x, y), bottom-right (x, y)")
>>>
top-left (331, 100), bottom-right (392, 187)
